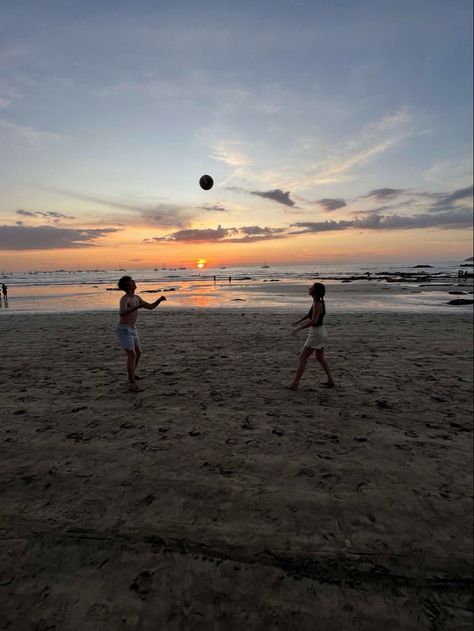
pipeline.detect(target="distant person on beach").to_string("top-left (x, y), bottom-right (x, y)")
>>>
top-left (286, 282), bottom-right (335, 390)
top-left (117, 276), bottom-right (166, 392)
top-left (2, 284), bottom-right (7, 299)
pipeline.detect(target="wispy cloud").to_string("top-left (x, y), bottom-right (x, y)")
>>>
top-left (423, 157), bottom-right (474, 189)
top-left (210, 141), bottom-right (249, 167)
top-left (198, 203), bottom-right (228, 212)
top-left (0, 225), bottom-right (118, 250)
top-left (42, 188), bottom-right (193, 229)
top-left (17, 209), bottom-right (75, 223)
top-left (0, 119), bottom-right (64, 145)
top-left (428, 185), bottom-right (473, 213)
top-left (286, 108), bottom-right (412, 189)
top-left (0, 84), bottom-right (21, 109)
top-left (0, 45), bottom-right (30, 65)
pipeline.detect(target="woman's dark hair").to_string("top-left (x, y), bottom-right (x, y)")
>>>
top-left (118, 275), bottom-right (132, 291)
top-left (312, 282), bottom-right (326, 299)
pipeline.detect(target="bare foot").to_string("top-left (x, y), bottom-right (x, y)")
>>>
top-left (285, 383), bottom-right (298, 391)
top-left (321, 382), bottom-right (335, 388)
top-left (128, 382), bottom-right (144, 393)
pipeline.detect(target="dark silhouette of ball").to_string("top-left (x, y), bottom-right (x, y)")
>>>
top-left (199, 174), bottom-right (214, 190)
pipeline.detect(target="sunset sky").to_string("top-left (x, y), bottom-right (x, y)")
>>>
top-left (0, 0), bottom-right (472, 270)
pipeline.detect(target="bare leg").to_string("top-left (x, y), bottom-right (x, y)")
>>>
top-left (134, 346), bottom-right (142, 378)
top-left (286, 346), bottom-right (314, 390)
top-left (315, 349), bottom-right (335, 387)
top-left (125, 349), bottom-right (142, 391)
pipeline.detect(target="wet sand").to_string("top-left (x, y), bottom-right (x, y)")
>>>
top-left (0, 310), bottom-right (472, 630)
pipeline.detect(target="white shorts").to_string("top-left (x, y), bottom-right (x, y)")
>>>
top-left (117, 323), bottom-right (140, 351)
top-left (304, 325), bottom-right (328, 350)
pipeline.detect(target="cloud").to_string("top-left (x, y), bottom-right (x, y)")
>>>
top-left (0, 225), bottom-right (118, 250)
top-left (239, 225), bottom-right (285, 236)
top-left (42, 188), bottom-right (193, 228)
top-left (210, 141), bottom-right (249, 167)
top-left (286, 108), bottom-right (412, 189)
top-left (0, 119), bottom-right (64, 145)
top-left (291, 208), bottom-right (473, 234)
top-left (16, 209), bottom-right (75, 223)
top-left (423, 157), bottom-right (474, 188)
top-left (199, 203), bottom-right (228, 212)
top-left (141, 205), bottom-right (192, 228)
top-left (147, 224), bottom-right (286, 244)
top-left (429, 185), bottom-right (473, 213)
top-left (250, 188), bottom-right (296, 207)
top-left (365, 188), bottom-right (406, 200)
top-left (290, 220), bottom-right (352, 234)
top-left (316, 198), bottom-right (347, 212)
top-left (0, 45), bottom-right (30, 64)
top-left (149, 226), bottom-right (234, 243)
top-left (0, 84), bottom-right (21, 109)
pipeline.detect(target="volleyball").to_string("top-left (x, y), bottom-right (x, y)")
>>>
top-left (199, 174), bottom-right (214, 190)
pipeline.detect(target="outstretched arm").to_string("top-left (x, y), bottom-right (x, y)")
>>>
top-left (138, 295), bottom-right (166, 310)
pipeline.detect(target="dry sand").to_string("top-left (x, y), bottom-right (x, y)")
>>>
top-left (0, 309), bottom-right (472, 630)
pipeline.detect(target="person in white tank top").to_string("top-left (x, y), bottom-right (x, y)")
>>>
top-left (286, 282), bottom-right (335, 390)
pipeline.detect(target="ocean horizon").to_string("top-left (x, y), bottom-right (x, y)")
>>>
top-left (1, 259), bottom-right (472, 315)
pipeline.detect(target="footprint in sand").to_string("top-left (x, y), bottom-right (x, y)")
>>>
top-left (297, 468), bottom-right (315, 477)
top-left (86, 604), bottom-right (111, 621)
top-left (241, 421), bottom-right (254, 430)
top-left (129, 570), bottom-right (154, 600)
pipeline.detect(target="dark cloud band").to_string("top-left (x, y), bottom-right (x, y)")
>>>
top-left (0, 225), bottom-right (118, 250)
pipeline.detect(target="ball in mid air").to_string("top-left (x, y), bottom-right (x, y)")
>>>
top-left (199, 174), bottom-right (214, 190)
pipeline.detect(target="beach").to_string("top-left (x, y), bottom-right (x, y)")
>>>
top-left (0, 309), bottom-right (472, 630)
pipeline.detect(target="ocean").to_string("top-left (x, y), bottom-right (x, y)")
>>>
top-left (0, 260), bottom-right (472, 315)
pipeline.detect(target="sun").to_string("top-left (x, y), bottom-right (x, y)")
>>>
top-left (196, 258), bottom-right (206, 269)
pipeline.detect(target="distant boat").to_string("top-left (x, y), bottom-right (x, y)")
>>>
top-left (220, 260), bottom-right (226, 269)
top-left (261, 261), bottom-right (270, 268)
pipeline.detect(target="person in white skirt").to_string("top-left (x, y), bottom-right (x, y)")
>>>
top-left (286, 282), bottom-right (335, 390)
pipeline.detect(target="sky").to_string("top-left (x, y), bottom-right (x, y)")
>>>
top-left (0, 0), bottom-right (472, 270)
